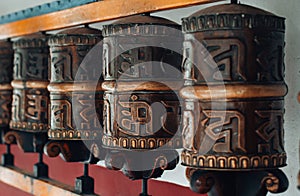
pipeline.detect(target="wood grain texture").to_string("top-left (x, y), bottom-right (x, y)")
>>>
top-left (0, 0), bottom-right (223, 39)
top-left (0, 165), bottom-right (82, 196)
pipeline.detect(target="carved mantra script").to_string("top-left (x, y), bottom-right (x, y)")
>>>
top-left (255, 35), bottom-right (284, 81)
top-left (78, 99), bottom-right (101, 130)
top-left (12, 94), bottom-right (21, 121)
top-left (183, 110), bottom-right (196, 151)
top-left (51, 97), bottom-right (102, 130)
top-left (51, 50), bottom-right (72, 81)
top-left (118, 100), bottom-right (178, 136)
top-left (119, 101), bottom-right (152, 136)
top-left (14, 52), bottom-right (48, 79)
top-left (51, 99), bottom-right (72, 130)
top-left (255, 110), bottom-right (284, 153)
top-left (103, 100), bottom-right (111, 135)
top-left (51, 47), bottom-right (92, 81)
top-left (25, 93), bottom-right (48, 121)
top-left (201, 110), bottom-right (246, 153)
top-left (204, 39), bottom-right (246, 81)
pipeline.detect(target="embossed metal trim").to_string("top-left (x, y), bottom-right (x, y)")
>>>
top-left (102, 135), bottom-right (182, 150)
top-left (103, 23), bottom-right (181, 37)
top-left (48, 35), bottom-right (102, 46)
top-left (13, 37), bottom-right (48, 48)
top-left (180, 84), bottom-right (287, 100)
top-left (48, 129), bottom-right (100, 140)
top-left (102, 81), bottom-right (183, 92)
top-left (182, 14), bottom-right (285, 33)
top-left (9, 121), bottom-right (48, 132)
top-left (0, 84), bottom-right (12, 90)
top-left (11, 80), bottom-right (49, 89)
top-left (181, 151), bottom-right (287, 170)
top-left (48, 83), bottom-right (103, 92)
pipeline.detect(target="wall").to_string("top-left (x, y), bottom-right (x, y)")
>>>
top-left (0, 0), bottom-right (299, 196)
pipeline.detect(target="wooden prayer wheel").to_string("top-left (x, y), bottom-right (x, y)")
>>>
top-left (0, 40), bottom-right (13, 143)
top-left (45, 27), bottom-right (104, 163)
top-left (102, 14), bottom-right (183, 181)
top-left (180, 3), bottom-right (288, 195)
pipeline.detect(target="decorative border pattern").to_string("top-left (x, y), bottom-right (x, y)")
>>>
top-left (182, 14), bottom-right (285, 33)
top-left (48, 35), bottom-right (102, 46)
top-left (48, 129), bottom-right (101, 140)
top-left (13, 37), bottom-right (48, 49)
top-left (102, 135), bottom-right (182, 150)
top-left (181, 151), bottom-right (287, 170)
top-left (10, 121), bottom-right (48, 132)
top-left (103, 24), bottom-right (181, 37)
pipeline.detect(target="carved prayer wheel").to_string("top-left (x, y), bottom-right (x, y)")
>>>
top-left (45, 27), bottom-right (103, 163)
top-left (45, 27), bottom-right (103, 194)
top-left (180, 3), bottom-right (288, 195)
top-left (5, 33), bottom-right (49, 153)
top-left (3, 33), bottom-right (49, 177)
top-left (102, 14), bottom-right (183, 182)
top-left (0, 40), bottom-right (13, 143)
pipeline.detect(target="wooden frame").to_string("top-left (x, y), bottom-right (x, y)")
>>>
top-left (0, 165), bottom-right (81, 196)
top-left (0, 0), bottom-right (223, 39)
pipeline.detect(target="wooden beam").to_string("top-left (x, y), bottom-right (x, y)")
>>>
top-left (0, 165), bottom-right (88, 196)
top-left (0, 0), bottom-right (224, 39)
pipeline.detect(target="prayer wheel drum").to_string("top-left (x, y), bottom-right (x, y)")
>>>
top-left (102, 14), bottom-right (183, 179)
top-left (180, 3), bottom-right (287, 171)
top-left (46, 27), bottom-right (104, 162)
top-left (7, 33), bottom-right (49, 152)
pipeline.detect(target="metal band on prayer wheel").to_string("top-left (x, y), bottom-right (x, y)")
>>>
top-left (46, 27), bottom-right (103, 162)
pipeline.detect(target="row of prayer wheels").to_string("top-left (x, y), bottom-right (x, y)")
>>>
top-left (0, 2), bottom-right (292, 196)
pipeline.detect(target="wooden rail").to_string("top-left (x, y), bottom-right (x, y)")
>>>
top-left (0, 0), bottom-right (223, 39)
top-left (0, 165), bottom-right (89, 196)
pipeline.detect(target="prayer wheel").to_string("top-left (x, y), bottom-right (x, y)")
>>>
top-left (102, 14), bottom-right (183, 180)
top-left (45, 27), bottom-right (104, 163)
top-left (6, 33), bottom-right (49, 153)
top-left (45, 27), bottom-right (103, 194)
top-left (0, 40), bottom-right (13, 143)
top-left (180, 3), bottom-right (288, 195)
top-left (4, 33), bottom-right (49, 177)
